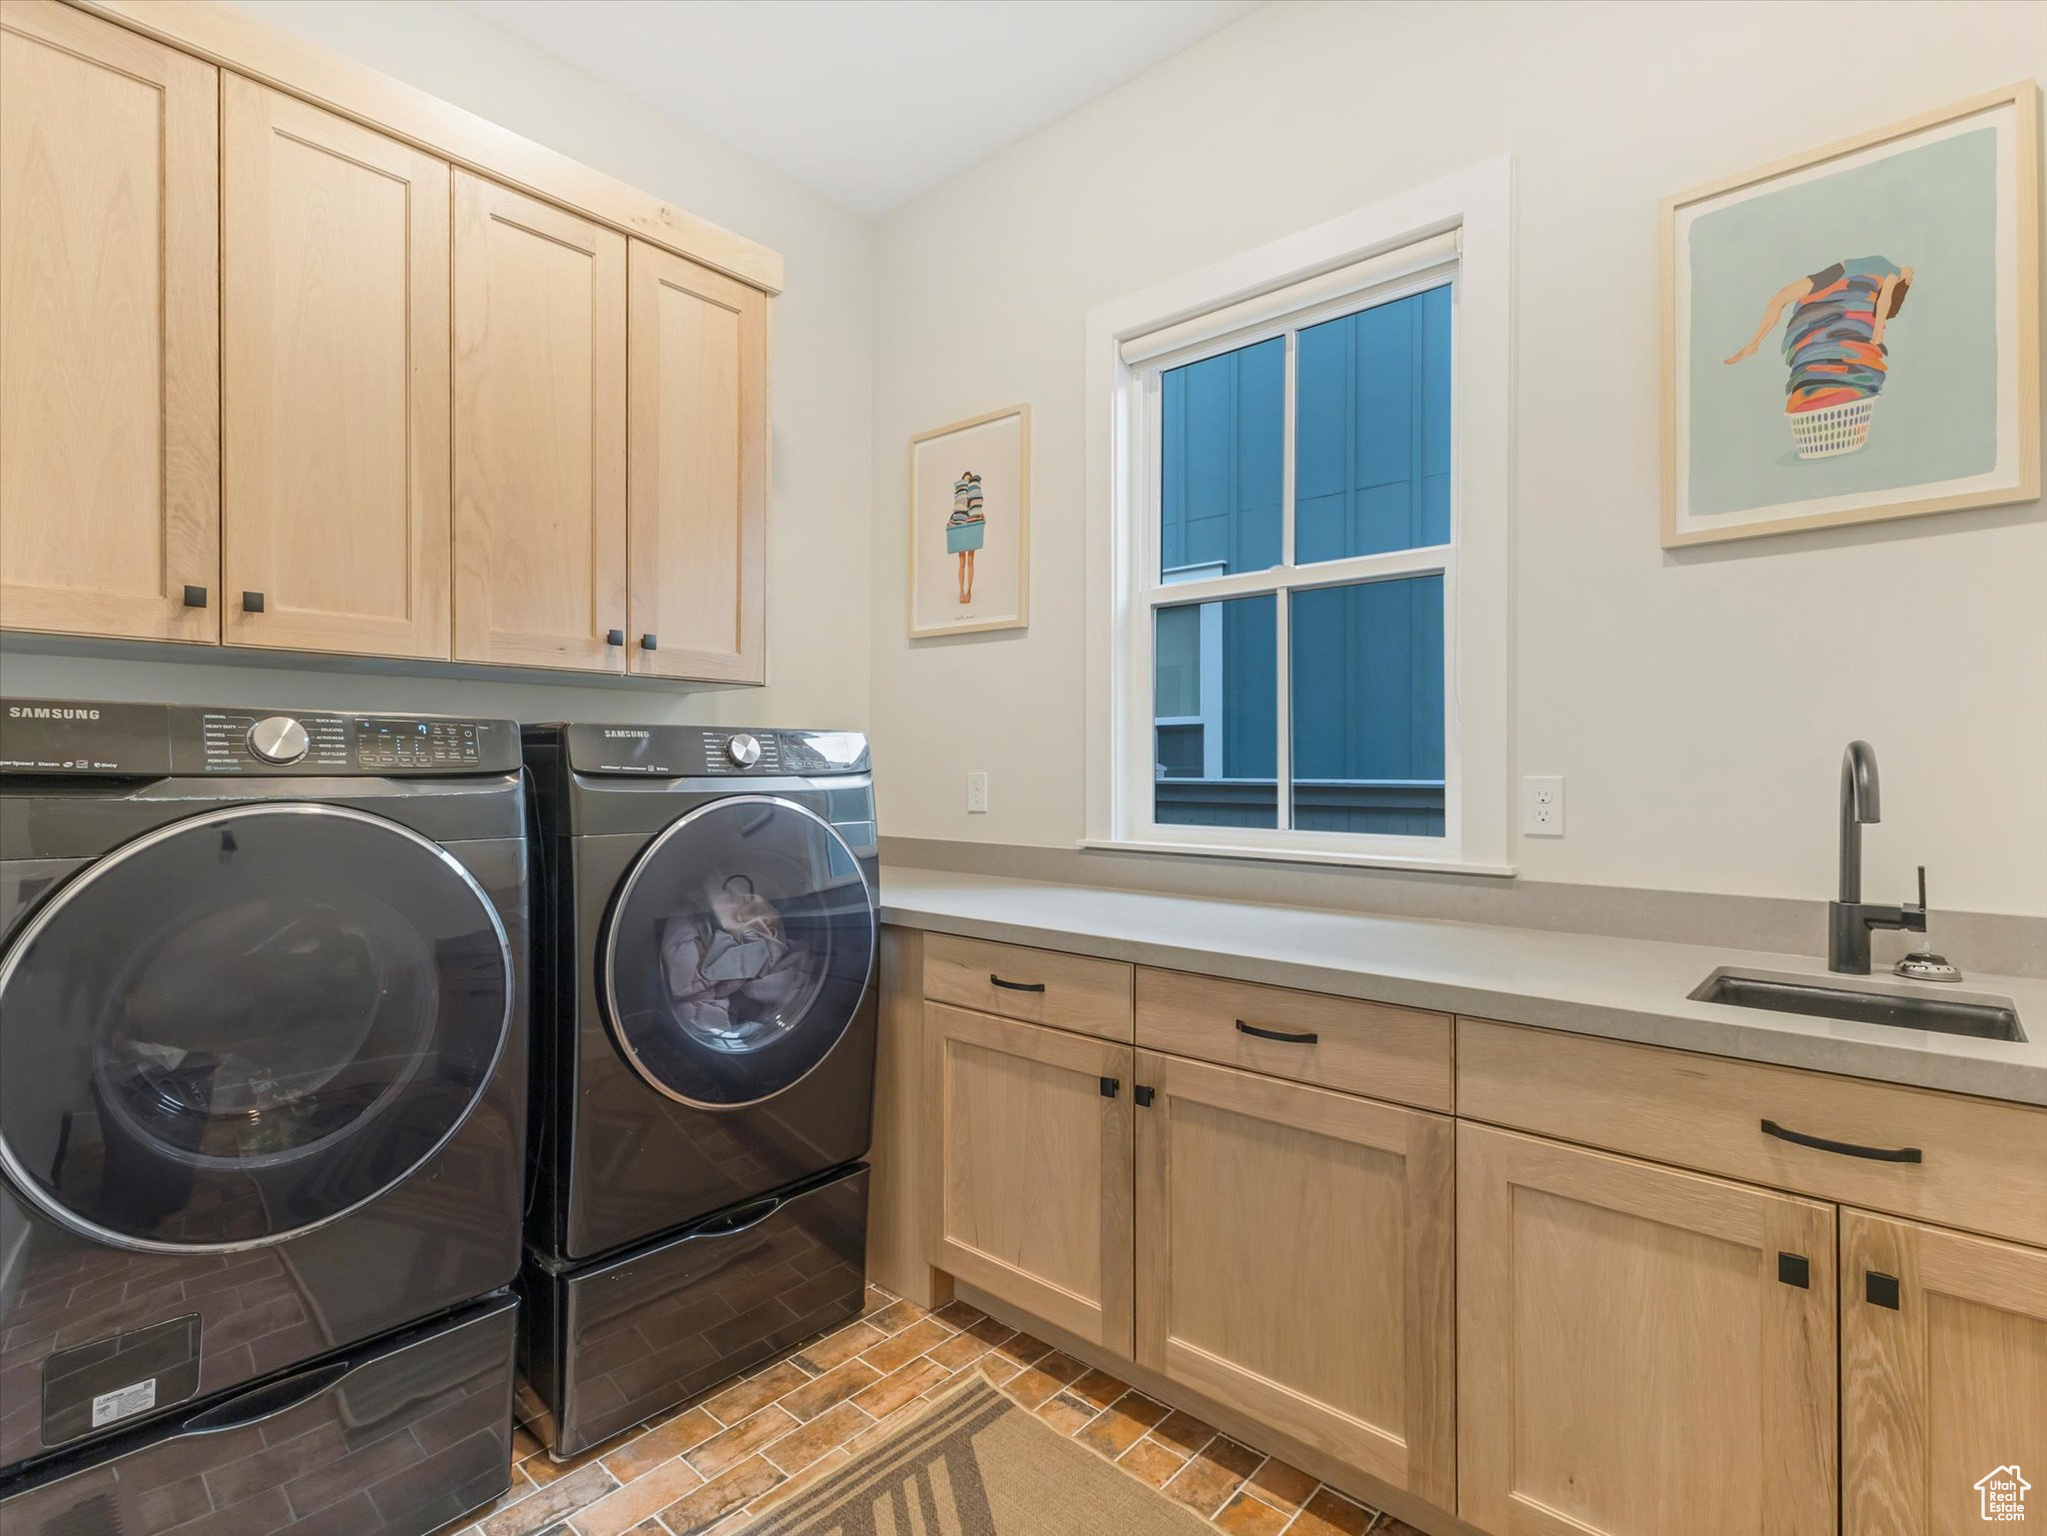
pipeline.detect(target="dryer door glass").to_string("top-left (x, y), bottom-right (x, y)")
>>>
top-left (605, 796), bottom-right (875, 1108)
top-left (0, 805), bottom-right (512, 1251)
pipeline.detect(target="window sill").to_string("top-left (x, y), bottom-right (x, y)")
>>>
top-left (1077, 837), bottom-right (1517, 878)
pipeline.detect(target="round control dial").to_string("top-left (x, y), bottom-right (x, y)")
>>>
top-left (725, 733), bottom-right (763, 768)
top-left (247, 715), bottom-right (310, 765)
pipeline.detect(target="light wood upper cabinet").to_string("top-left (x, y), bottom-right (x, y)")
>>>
top-left (221, 75), bottom-right (450, 659)
top-left (0, 0), bottom-right (217, 643)
top-left (1458, 1123), bottom-right (1837, 1536)
top-left (924, 1003), bottom-right (1135, 1353)
top-left (1134, 1053), bottom-right (1455, 1507)
top-left (1842, 1209), bottom-right (2047, 1536)
top-left (452, 170), bottom-right (627, 672)
top-left (627, 239), bottom-right (767, 683)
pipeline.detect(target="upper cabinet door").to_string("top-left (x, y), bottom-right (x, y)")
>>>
top-left (0, 1), bottom-right (217, 643)
top-left (1134, 1052), bottom-right (1456, 1508)
top-left (1458, 1123), bottom-right (1838, 1536)
top-left (452, 171), bottom-right (627, 671)
top-left (221, 76), bottom-right (450, 659)
top-left (627, 240), bottom-right (768, 683)
top-left (1842, 1209), bottom-right (2047, 1536)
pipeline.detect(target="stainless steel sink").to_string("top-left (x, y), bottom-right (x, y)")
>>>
top-left (1690, 967), bottom-right (2025, 1042)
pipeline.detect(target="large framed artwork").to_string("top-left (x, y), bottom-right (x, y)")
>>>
top-left (1663, 84), bottom-right (2039, 547)
top-left (908, 405), bottom-right (1029, 638)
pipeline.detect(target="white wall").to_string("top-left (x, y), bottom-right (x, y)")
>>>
top-left (869, 0), bottom-right (2047, 917)
top-left (0, 0), bottom-right (874, 732)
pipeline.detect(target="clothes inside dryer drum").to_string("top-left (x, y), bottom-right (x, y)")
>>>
top-left (658, 875), bottom-right (826, 1049)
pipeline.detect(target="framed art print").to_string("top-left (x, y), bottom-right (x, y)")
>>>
top-left (908, 405), bottom-right (1029, 637)
top-left (1662, 83), bottom-right (2039, 547)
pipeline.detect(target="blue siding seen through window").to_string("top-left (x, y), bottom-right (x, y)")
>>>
top-left (1154, 285), bottom-right (1450, 838)
top-left (1160, 337), bottom-right (1283, 580)
top-left (1153, 595), bottom-right (1276, 829)
top-left (1296, 285), bottom-right (1452, 561)
top-left (1290, 578), bottom-right (1444, 836)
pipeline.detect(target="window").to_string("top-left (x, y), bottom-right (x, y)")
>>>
top-left (1086, 160), bottom-right (1513, 873)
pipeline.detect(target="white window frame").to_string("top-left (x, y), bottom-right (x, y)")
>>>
top-left (1083, 157), bottom-right (1515, 875)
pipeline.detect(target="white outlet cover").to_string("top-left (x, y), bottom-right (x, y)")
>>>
top-left (1522, 775), bottom-right (1564, 837)
top-left (967, 771), bottom-right (989, 814)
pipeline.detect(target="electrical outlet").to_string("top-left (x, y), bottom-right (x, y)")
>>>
top-left (1522, 775), bottom-right (1564, 837)
top-left (966, 772), bottom-right (989, 814)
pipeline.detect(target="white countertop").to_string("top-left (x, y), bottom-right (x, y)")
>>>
top-left (879, 867), bottom-right (2047, 1107)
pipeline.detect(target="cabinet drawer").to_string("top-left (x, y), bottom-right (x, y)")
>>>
top-left (923, 933), bottom-right (1132, 1041)
top-left (1458, 1018), bottom-right (2047, 1247)
top-left (1136, 969), bottom-right (1452, 1113)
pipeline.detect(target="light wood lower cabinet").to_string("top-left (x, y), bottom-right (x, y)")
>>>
top-left (221, 76), bottom-right (450, 659)
top-left (1842, 1209), bottom-right (2047, 1535)
top-left (0, 0), bottom-right (218, 643)
top-left (924, 1004), bottom-right (1134, 1353)
top-left (1457, 1123), bottom-right (1837, 1536)
top-left (1134, 1052), bottom-right (1455, 1507)
top-left (452, 171), bottom-right (627, 671)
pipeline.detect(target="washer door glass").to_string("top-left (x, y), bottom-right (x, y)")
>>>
top-left (605, 797), bottom-right (875, 1108)
top-left (0, 805), bottom-right (512, 1252)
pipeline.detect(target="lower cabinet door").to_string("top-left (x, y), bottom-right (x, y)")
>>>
top-left (924, 1003), bottom-right (1135, 1352)
top-left (1457, 1123), bottom-right (1837, 1536)
top-left (1133, 1052), bottom-right (1455, 1508)
top-left (1842, 1208), bottom-right (2047, 1536)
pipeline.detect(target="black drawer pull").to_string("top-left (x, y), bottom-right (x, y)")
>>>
top-left (989, 975), bottom-right (1046, 993)
top-left (1760, 1119), bottom-right (1921, 1164)
top-left (182, 584), bottom-right (208, 608)
top-left (1099, 1077), bottom-right (1119, 1099)
top-left (1236, 1020), bottom-right (1319, 1045)
top-left (641, 633), bottom-right (659, 651)
top-left (605, 629), bottom-right (625, 646)
top-left (241, 590), bottom-right (265, 614)
top-left (1866, 1271), bottom-right (1902, 1310)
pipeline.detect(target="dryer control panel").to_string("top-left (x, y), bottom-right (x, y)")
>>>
top-left (0, 700), bottom-right (519, 776)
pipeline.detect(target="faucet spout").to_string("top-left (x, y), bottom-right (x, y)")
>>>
top-left (1838, 740), bottom-right (1880, 903)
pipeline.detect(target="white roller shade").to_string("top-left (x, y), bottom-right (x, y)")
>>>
top-left (1119, 227), bottom-right (1461, 367)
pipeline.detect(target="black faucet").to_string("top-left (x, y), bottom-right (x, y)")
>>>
top-left (1827, 741), bottom-right (1927, 974)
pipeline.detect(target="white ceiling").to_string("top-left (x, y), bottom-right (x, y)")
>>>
top-left (455, 0), bottom-right (1263, 214)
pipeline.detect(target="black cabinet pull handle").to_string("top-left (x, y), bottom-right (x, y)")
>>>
top-left (1760, 1119), bottom-right (1922, 1164)
top-left (1777, 1252), bottom-right (1810, 1289)
top-left (1099, 1077), bottom-right (1119, 1099)
top-left (989, 975), bottom-right (1046, 993)
top-left (641, 633), bottom-right (659, 651)
top-left (1237, 1020), bottom-right (1319, 1045)
top-left (241, 591), bottom-right (265, 614)
top-left (605, 629), bottom-right (625, 646)
top-left (1866, 1271), bottom-right (1902, 1310)
top-left (182, 584), bottom-right (208, 608)
top-left (1133, 1085), bottom-right (1155, 1108)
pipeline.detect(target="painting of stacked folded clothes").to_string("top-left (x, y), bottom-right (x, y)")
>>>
top-left (1662, 84), bottom-right (2038, 547)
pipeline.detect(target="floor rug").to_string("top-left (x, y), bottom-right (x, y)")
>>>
top-left (740, 1377), bottom-right (1218, 1535)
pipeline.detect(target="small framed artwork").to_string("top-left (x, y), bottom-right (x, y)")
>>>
top-left (1663, 83), bottom-right (2039, 548)
top-left (908, 404), bottom-right (1030, 638)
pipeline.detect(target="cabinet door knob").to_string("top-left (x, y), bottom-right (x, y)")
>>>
top-left (605, 629), bottom-right (625, 646)
top-left (242, 591), bottom-right (265, 614)
top-left (182, 585), bottom-right (208, 608)
top-left (641, 633), bottom-right (659, 652)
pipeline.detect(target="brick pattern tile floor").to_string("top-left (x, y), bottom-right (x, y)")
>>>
top-left (433, 1287), bottom-right (1428, 1536)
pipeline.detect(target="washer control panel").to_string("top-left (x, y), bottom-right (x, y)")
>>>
top-left (355, 717), bottom-right (484, 769)
top-left (0, 700), bottom-right (517, 776)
